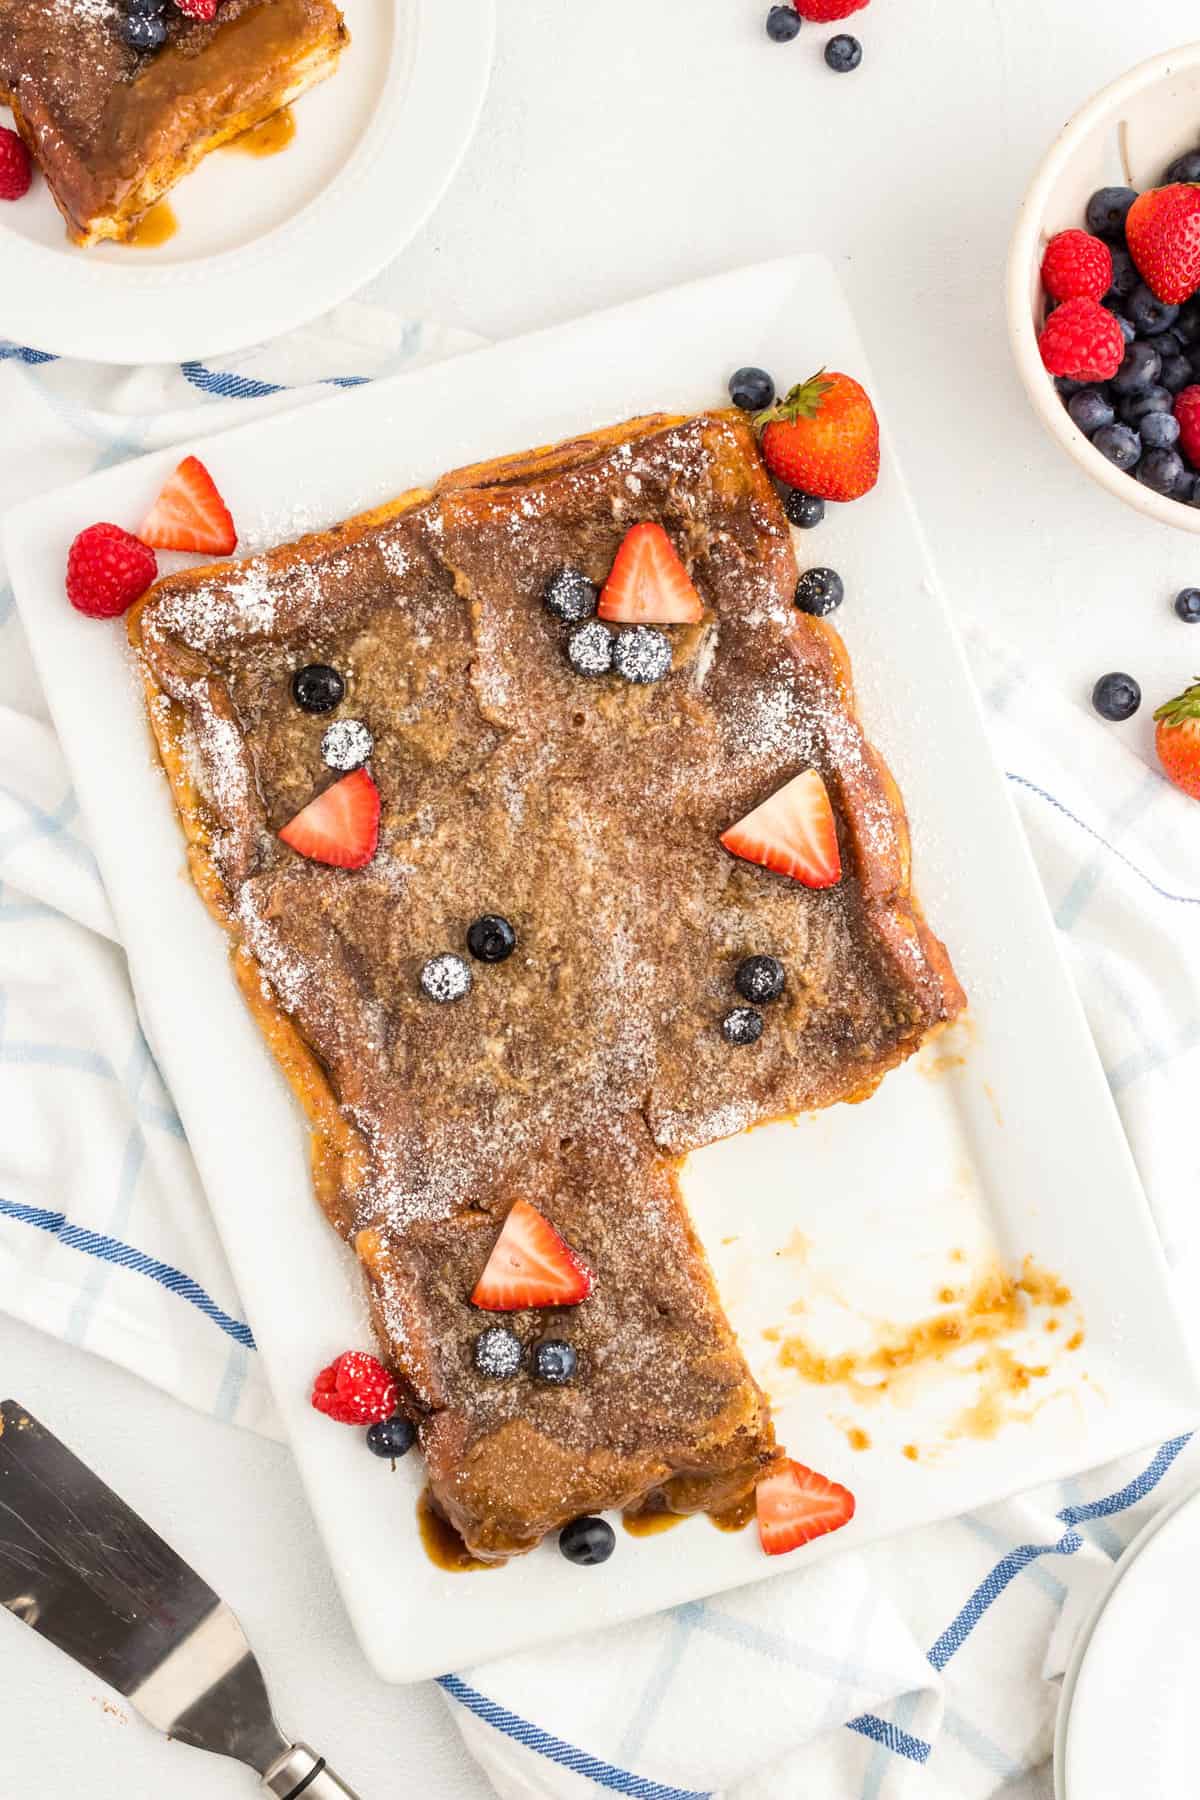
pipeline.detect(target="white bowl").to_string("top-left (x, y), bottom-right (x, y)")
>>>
top-left (1007, 42), bottom-right (1200, 534)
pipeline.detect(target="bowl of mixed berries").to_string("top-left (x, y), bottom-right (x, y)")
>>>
top-left (1009, 44), bottom-right (1200, 531)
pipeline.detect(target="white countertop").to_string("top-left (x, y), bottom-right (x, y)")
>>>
top-left (3, 1), bottom-right (1198, 1794)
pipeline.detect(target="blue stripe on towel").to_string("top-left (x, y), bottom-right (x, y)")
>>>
top-left (0, 1196), bottom-right (255, 1348)
top-left (928, 1433), bottom-right (1191, 1671)
top-left (438, 1675), bottom-right (713, 1799)
top-left (1006, 772), bottom-right (1200, 907)
top-left (846, 1713), bottom-right (932, 1763)
top-left (0, 343), bottom-right (57, 365)
top-left (180, 361), bottom-right (369, 400)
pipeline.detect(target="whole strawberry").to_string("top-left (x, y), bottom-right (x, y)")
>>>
top-left (66, 523), bottom-right (157, 619)
top-left (311, 1350), bottom-right (398, 1425)
top-left (794, 0), bottom-right (869, 18)
top-left (1126, 184), bottom-right (1200, 304)
top-left (756, 370), bottom-right (880, 502)
top-left (1175, 385), bottom-right (1200, 468)
top-left (1037, 297), bottom-right (1124, 382)
top-left (1041, 229), bottom-right (1113, 303)
top-left (0, 125), bottom-right (32, 202)
top-left (1154, 679), bottom-right (1200, 799)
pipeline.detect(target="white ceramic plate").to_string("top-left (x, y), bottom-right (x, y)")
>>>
top-left (5, 260), bottom-right (1199, 1683)
top-left (0, 0), bottom-right (495, 364)
top-left (1057, 1478), bottom-right (1200, 1798)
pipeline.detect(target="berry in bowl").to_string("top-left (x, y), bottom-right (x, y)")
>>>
top-left (1008, 44), bottom-right (1200, 532)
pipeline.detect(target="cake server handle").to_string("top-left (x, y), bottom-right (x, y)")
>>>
top-left (261, 1743), bottom-right (362, 1799)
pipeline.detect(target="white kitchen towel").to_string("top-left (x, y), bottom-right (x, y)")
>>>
top-left (2, 324), bottom-right (1199, 1799)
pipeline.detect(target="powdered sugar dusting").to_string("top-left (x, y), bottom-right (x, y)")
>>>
top-left (159, 560), bottom-right (277, 651)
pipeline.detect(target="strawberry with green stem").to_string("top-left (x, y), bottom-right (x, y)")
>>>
top-left (1154, 679), bottom-right (1200, 799)
top-left (755, 370), bottom-right (880, 503)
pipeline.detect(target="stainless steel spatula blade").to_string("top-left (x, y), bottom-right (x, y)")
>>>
top-left (0, 1399), bottom-right (359, 1798)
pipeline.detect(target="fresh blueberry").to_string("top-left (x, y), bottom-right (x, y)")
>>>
top-left (612, 626), bottom-right (672, 684)
top-left (1091, 423), bottom-right (1141, 470)
top-left (794, 567), bottom-right (844, 615)
top-left (1091, 672), bottom-right (1142, 722)
top-left (121, 14), bottom-right (167, 48)
top-left (566, 620), bottom-right (615, 677)
top-left (1055, 375), bottom-right (1088, 398)
top-left (321, 718), bottom-right (373, 771)
top-left (544, 567), bottom-right (599, 623)
top-left (1137, 447), bottom-right (1186, 495)
top-left (784, 489), bottom-right (825, 529)
top-left (473, 1326), bottom-right (523, 1379)
top-left (1106, 247), bottom-right (1139, 301)
top-left (1119, 384), bottom-right (1172, 425)
top-left (1161, 353), bottom-right (1193, 394)
top-left (292, 663), bottom-right (345, 714)
top-left (735, 955), bottom-right (786, 1004)
top-left (1181, 475), bottom-right (1200, 508)
top-left (559, 1516), bottom-right (616, 1567)
top-left (466, 914), bottom-right (517, 963)
top-left (729, 367), bottom-right (776, 413)
top-left (1175, 298), bottom-right (1200, 346)
top-left (824, 32), bottom-right (862, 71)
top-left (1110, 341), bottom-right (1161, 395)
top-left (1104, 309), bottom-right (1137, 346)
top-left (1067, 388), bottom-right (1114, 435)
top-left (765, 4), bottom-right (802, 41)
top-left (1165, 149), bottom-right (1200, 184)
top-left (1139, 410), bottom-right (1181, 450)
top-left (532, 1340), bottom-right (577, 1385)
top-left (1085, 186), bottom-right (1138, 241)
top-left (721, 1006), bottom-right (764, 1046)
top-left (366, 1415), bottom-right (416, 1459)
top-left (1175, 588), bottom-right (1200, 622)
top-left (1153, 329), bottom-right (1185, 358)
top-left (419, 953), bottom-right (472, 1003)
top-left (127, 0), bottom-right (166, 11)
top-left (1129, 286), bottom-right (1180, 336)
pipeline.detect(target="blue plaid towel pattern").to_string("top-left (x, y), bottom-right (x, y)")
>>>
top-left (2, 324), bottom-right (1198, 1799)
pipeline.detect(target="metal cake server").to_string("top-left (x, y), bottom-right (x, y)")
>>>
top-left (0, 1399), bottom-right (360, 1797)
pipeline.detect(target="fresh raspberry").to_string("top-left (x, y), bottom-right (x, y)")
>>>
top-left (65, 524), bottom-right (158, 619)
top-left (310, 1350), bottom-right (398, 1425)
top-left (0, 126), bottom-right (32, 203)
top-left (794, 0), bottom-right (868, 17)
top-left (1037, 298), bottom-right (1124, 382)
top-left (1175, 385), bottom-right (1200, 468)
top-left (1040, 229), bottom-right (1113, 304)
top-left (175, 0), bottom-right (219, 16)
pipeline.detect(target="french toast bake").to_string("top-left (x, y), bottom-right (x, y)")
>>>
top-left (0, 0), bottom-right (347, 245)
top-left (129, 411), bottom-right (965, 1560)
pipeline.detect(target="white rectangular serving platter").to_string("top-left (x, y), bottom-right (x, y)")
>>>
top-left (6, 259), bottom-right (1198, 1683)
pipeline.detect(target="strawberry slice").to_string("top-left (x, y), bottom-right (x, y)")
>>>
top-left (756, 1459), bottom-right (856, 1556)
top-left (720, 769), bottom-right (842, 888)
top-left (470, 1199), bottom-right (593, 1310)
top-left (597, 522), bottom-right (704, 624)
top-left (278, 768), bottom-right (380, 870)
top-left (140, 456), bottom-right (238, 555)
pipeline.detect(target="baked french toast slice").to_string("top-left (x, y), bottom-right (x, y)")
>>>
top-left (130, 411), bottom-right (964, 1559)
top-left (0, 0), bottom-right (347, 246)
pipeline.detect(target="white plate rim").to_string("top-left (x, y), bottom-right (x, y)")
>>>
top-left (0, 0), bottom-right (495, 365)
top-left (5, 257), bottom-right (1200, 1681)
top-left (1055, 1469), bottom-right (1200, 1799)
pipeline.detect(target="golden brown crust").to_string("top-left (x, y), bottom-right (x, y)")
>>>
top-left (131, 410), bottom-right (964, 1558)
top-left (0, 0), bottom-right (348, 244)
top-left (127, 481), bottom-right (437, 1240)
